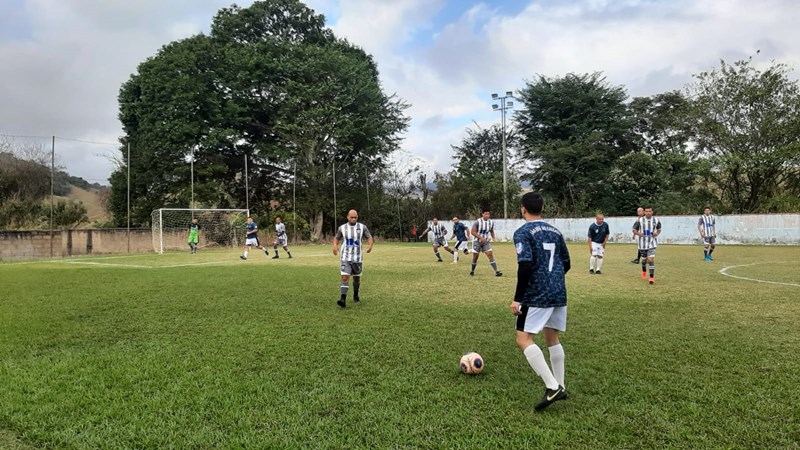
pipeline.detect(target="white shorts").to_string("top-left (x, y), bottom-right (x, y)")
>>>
top-left (454, 240), bottom-right (470, 252)
top-left (516, 306), bottom-right (567, 334)
top-left (591, 242), bottom-right (605, 257)
top-left (245, 237), bottom-right (260, 247)
top-left (274, 235), bottom-right (288, 246)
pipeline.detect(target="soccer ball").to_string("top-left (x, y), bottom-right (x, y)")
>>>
top-left (459, 352), bottom-right (484, 375)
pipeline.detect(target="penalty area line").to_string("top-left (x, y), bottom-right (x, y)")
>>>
top-left (718, 262), bottom-right (800, 288)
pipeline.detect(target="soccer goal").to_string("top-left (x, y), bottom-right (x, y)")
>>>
top-left (151, 208), bottom-right (249, 254)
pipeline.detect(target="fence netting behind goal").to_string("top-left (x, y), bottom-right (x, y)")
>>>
top-left (151, 209), bottom-right (249, 254)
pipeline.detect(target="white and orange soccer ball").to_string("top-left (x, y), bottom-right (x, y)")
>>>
top-left (459, 352), bottom-right (484, 375)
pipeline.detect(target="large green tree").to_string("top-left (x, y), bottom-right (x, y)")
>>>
top-left (430, 124), bottom-right (520, 219)
top-left (688, 56), bottom-right (800, 212)
top-left (112, 0), bottom-right (408, 238)
top-left (515, 73), bottom-right (635, 215)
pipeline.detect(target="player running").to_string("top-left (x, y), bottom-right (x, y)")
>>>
top-left (451, 216), bottom-right (471, 264)
top-left (271, 216), bottom-right (293, 259)
top-left (239, 216), bottom-right (269, 260)
top-left (632, 207), bottom-right (661, 284)
top-left (420, 217), bottom-right (455, 263)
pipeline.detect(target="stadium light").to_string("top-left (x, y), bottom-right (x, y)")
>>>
top-left (491, 91), bottom-right (515, 219)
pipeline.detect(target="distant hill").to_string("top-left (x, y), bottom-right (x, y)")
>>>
top-left (57, 185), bottom-right (111, 226)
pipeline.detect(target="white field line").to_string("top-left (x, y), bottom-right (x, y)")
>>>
top-left (718, 262), bottom-right (800, 288)
top-left (61, 261), bottom-right (155, 269)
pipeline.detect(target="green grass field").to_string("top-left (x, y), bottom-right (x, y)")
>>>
top-left (1, 243), bottom-right (799, 449)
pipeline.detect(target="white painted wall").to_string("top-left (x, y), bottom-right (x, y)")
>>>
top-left (426, 214), bottom-right (800, 245)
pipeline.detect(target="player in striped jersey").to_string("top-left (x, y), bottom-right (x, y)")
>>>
top-left (420, 217), bottom-right (455, 263)
top-left (271, 216), bottom-right (292, 259)
top-left (697, 207), bottom-right (717, 261)
top-left (333, 209), bottom-right (373, 308)
top-left (632, 207), bottom-right (661, 284)
top-left (470, 209), bottom-right (502, 277)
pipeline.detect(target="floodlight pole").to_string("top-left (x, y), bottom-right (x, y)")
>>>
top-left (190, 145), bottom-right (195, 215)
top-left (244, 152), bottom-right (249, 213)
top-left (127, 141), bottom-right (130, 253)
top-left (50, 136), bottom-right (55, 258)
top-left (492, 91), bottom-right (515, 219)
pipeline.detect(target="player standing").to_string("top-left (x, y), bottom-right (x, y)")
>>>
top-left (451, 216), bottom-right (471, 264)
top-left (470, 209), bottom-right (502, 277)
top-left (333, 209), bottom-right (374, 308)
top-left (271, 216), bottom-right (293, 259)
top-left (632, 207), bottom-right (661, 284)
top-left (239, 216), bottom-right (269, 260)
top-left (420, 217), bottom-right (455, 263)
top-left (698, 207), bottom-right (717, 261)
top-left (588, 214), bottom-right (610, 274)
top-left (186, 217), bottom-right (201, 254)
top-left (510, 192), bottom-right (571, 411)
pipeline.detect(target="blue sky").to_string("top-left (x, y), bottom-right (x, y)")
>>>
top-left (1, 0), bottom-right (799, 184)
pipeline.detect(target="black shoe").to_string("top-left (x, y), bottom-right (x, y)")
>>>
top-left (437, 259), bottom-right (443, 263)
top-left (337, 299), bottom-right (346, 308)
top-left (469, 272), bottom-right (474, 276)
top-left (353, 297), bottom-right (360, 304)
top-left (239, 256), bottom-right (246, 260)
top-left (589, 269), bottom-right (595, 274)
top-left (534, 385), bottom-right (567, 411)
top-left (595, 270), bottom-right (601, 275)
top-left (288, 255), bottom-right (293, 259)
top-left (272, 255), bottom-right (279, 259)
top-left (495, 271), bottom-right (503, 277)
top-left (631, 259), bottom-right (640, 264)
top-left (463, 249), bottom-right (470, 255)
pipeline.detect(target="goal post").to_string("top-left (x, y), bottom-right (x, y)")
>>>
top-left (151, 208), bottom-right (249, 254)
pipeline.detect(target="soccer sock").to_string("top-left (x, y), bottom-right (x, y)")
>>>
top-left (454, 251), bottom-right (458, 262)
top-left (353, 281), bottom-right (360, 299)
top-left (434, 250), bottom-right (441, 260)
top-left (244, 250), bottom-right (249, 258)
top-left (641, 260), bottom-right (647, 273)
top-left (471, 262), bottom-right (477, 273)
top-left (704, 247), bottom-right (709, 257)
top-left (490, 260), bottom-right (499, 272)
top-left (590, 256), bottom-right (596, 270)
top-left (523, 344), bottom-right (559, 390)
top-left (596, 257), bottom-right (604, 271)
top-left (285, 248), bottom-right (292, 257)
top-left (548, 344), bottom-right (565, 387)
top-left (709, 247), bottom-right (715, 255)
top-left (340, 283), bottom-right (349, 300)
top-left (274, 249), bottom-right (279, 256)
top-left (649, 261), bottom-right (655, 277)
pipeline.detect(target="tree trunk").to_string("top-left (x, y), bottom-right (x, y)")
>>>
top-left (310, 209), bottom-right (324, 242)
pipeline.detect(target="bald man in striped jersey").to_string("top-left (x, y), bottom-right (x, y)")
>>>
top-left (470, 208), bottom-right (502, 277)
top-left (632, 206), bottom-right (661, 284)
top-left (697, 207), bottom-right (717, 261)
top-left (333, 209), bottom-right (374, 308)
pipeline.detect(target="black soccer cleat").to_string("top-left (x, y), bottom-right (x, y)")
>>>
top-left (495, 271), bottom-right (503, 277)
top-left (534, 385), bottom-right (567, 411)
top-left (437, 259), bottom-right (443, 263)
top-left (272, 256), bottom-right (279, 259)
top-left (337, 299), bottom-right (346, 308)
top-left (589, 269), bottom-right (595, 274)
top-left (469, 272), bottom-right (474, 276)
top-left (288, 255), bottom-right (293, 259)
top-left (239, 255), bottom-right (247, 260)
top-left (353, 297), bottom-right (360, 304)
top-left (631, 259), bottom-right (640, 264)
top-left (595, 270), bottom-right (601, 275)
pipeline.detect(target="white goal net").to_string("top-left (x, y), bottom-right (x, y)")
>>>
top-left (151, 208), bottom-right (249, 254)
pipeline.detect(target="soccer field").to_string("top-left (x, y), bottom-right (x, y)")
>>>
top-left (1, 243), bottom-right (798, 448)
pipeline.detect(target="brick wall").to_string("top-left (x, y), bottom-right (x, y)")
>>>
top-left (0, 229), bottom-right (153, 261)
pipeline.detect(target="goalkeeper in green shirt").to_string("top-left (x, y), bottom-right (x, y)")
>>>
top-left (187, 218), bottom-right (201, 254)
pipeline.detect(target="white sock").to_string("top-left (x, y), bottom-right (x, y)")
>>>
top-left (590, 256), bottom-right (596, 270)
top-left (596, 257), bottom-right (604, 271)
top-left (454, 251), bottom-right (458, 262)
top-left (548, 344), bottom-right (565, 388)
top-left (523, 344), bottom-right (559, 390)
top-left (244, 250), bottom-right (249, 258)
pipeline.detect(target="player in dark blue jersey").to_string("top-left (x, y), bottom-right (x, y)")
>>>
top-left (239, 217), bottom-right (269, 260)
top-left (510, 192), bottom-right (571, 411)
top-left (451, 216), bottom-right (471, 264)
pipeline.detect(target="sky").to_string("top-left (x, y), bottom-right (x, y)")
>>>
top-left (1, 0), bottom-right (799, 185)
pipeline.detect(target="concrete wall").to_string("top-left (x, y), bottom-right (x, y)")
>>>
top-left (428, 214), bottom-right (800, 245)
top-left (0, 229), bottom-right (153, 261)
